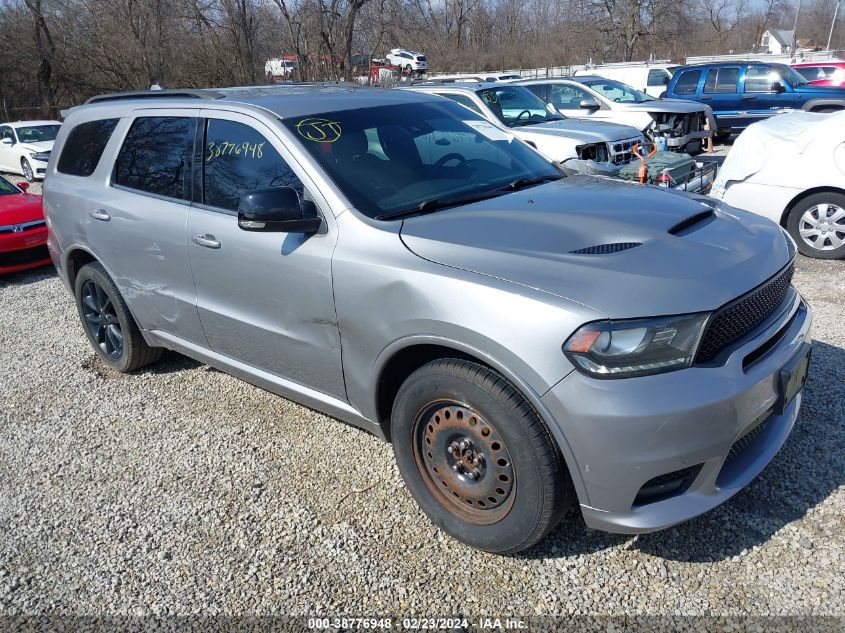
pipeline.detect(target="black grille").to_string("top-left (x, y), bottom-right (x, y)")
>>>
top-left (0, 245), bottom-right (49, 268)
top-left (570, 242), bottom-right (641, 255)
top-left (725, 418), bottom-right (769, 464)
top-left (633, 464), bottom-right (702, 506)
top-left (696, 263), bottom-right (794, 363)
top-left (0, 219), bottom-right (46, 234)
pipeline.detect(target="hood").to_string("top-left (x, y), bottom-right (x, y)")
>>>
top-left (615, 99), bottom-right (708, 115)
top-left (0, 193), bottom-right (44, 225)
top-left (517, 118), bottom-right (641, 143)
top-left (19, 140), bottom-right (54, 153)
top-left (399, 177), bottom-right (792, 319)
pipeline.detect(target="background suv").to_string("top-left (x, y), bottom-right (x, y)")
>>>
top-left (45, 86), bottom-right (811, 554)
top-left (667, 62), bottom-right (845, 139)
top-left (386, 48), bottom-right (428, 74)
top-left (0, 120), bottom-right (61, 181)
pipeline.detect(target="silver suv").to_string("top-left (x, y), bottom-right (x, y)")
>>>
top-left (45, 85), bottom-right (812, 554)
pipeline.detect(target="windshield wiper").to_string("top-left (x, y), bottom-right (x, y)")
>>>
top-left (499, 175), bottom-right (561, 191)
top-left (374, 189), bottom-right (508, 221)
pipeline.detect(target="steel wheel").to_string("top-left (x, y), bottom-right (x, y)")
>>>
top-left (80, 279), bottom-right (124, 360)
top-left (412, 401), bottom-right (516, 525)
top-left (798, 203), bottom-right (845, 252)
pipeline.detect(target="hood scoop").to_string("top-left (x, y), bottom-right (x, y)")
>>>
top-left (570, 242), bottom-right (642, 255)
top-left (668, 209), bottom-right (716, 236)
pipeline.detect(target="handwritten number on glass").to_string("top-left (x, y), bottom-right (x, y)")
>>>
top-left (206, 141), bottom-right (265, 162)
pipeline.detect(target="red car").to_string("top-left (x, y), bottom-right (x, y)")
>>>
top-left (0, 175), bottom-right (50, 273)
top-left (791, 61), bottom-right (845, 87)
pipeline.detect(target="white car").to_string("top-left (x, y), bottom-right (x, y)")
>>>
top-left (0, 120), bottom-right (61, 181)
top-left (711, 110), bottom-right (845, 259)
top-left (265, 58), bottom-right (297, 79)
top-left (386, 49), bottom-right (428, 74)
top-left (402, 82), bottom-right (645, 165)
top-left (517, 77), bottom-right (715, 154)
top-left (573, 63), bottom-right (680, 98)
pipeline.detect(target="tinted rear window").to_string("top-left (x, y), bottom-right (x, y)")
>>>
top-left (113, 117), bottom-right (196, 200)
top-left (673, 70), bottom-right (702, 95)
top-left (57, 119), bottom-right (119, 177)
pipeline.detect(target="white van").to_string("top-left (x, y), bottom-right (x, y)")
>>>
top-left (573, 63), bottom-right (679, 98)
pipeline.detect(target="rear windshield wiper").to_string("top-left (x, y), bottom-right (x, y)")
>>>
top-left (375, 189), bottom-right (508, 221)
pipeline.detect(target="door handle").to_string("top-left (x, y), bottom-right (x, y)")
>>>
top-left (89, 209), bottom-right (111, 221)
top-left (744, 95), bottom-right (757, 100)
top-left (192, 234), bottom-right (221, 249)
top-left (700, 96), bottom-right (712, 100)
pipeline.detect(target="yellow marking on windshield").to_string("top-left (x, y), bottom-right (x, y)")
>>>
top-left (296, 118), bottom-right (343, 143)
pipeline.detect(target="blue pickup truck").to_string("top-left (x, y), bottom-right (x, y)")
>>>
top-left (666, 62), bottom-right (845, 139)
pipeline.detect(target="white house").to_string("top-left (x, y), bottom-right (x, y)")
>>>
top-left (760, 29), bottom-right (794, 54)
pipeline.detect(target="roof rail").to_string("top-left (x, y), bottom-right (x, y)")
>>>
top-left (84, 89), bottom-right (224, 105)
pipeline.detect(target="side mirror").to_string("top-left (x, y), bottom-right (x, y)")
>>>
top-left (579, 98), bottom-right (600, 110)
top-left (1, 138), bottom-right (13, 145)
top-left (237, 187), bottom-right (322, 233)
top-left (771, 81), bottom-right (786, 93)
top-left (17, 181), bottom-right (29, 191)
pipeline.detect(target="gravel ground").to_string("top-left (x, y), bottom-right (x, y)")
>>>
top-left (0, 176), bottom-right (844, 624)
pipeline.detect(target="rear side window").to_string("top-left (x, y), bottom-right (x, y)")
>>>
top-left (703, 67), bottom-right (739, 93)
top-left (113, 117), bottom-right (196, 200)
top-left (203, 119), bottom-right (303, 211)
top-left (673, 70), bottom-right (702, 95)
top-left (57, 119), bottom-right (119, 177)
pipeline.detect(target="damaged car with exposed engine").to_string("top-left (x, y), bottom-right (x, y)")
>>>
top-left (517, 76), bottom-right (715, 154)
top-left (401, 81), bottom-right (646, 166)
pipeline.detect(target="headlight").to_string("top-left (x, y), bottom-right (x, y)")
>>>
top-left (563, 313), bottom-right (709, 378)
top-left (29, 151), bottom-right (50, 162)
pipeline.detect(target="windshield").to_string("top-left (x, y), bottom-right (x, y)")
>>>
top-left (0, 177), bottom-right (18, 195)
top-left (15, 124), bottom-right (60, 143)
top-left (775, 64), bottom-right (809, 87)
top-left (580, 79), bottom-right (654, 103)
top-left (285, 101), bottom-right (561, 219)
top-left (474, 86), bottom-right (564, 127)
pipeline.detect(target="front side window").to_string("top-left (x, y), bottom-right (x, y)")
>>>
top-left (703, 67), bottom-right (739, 93)
top-left (745, 66), bottom-right (778, 92)
top-left (580, 78), bottom-right (654, 102)
top-left (673, 70), bottom-right (702, 95)
top-left (475, 86), bottom-right (562, 127)
top-left (203, 119), bottom-right (303, 211)
top-left (647, 69), bottom-right (670, 87)
top-left (57, 119), bottom-right (119, 177)
top-left (549, 83), bottom-right (591, 110)
top-left (15, 125), bottom-right (60, 143)
top-left (113, 117), bottom-right (196, 200)
top-left (285, 101), bottom-right (560, 219)
top-left (437, 93), bottom-right (483, 114)
top-left (0, 176), bottom-right (18, 195)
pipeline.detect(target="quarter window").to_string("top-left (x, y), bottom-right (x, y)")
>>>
top-left (673, 70), bottom-right (702, 95)
top-left (57, 119), bottom-right (119, 177)
top-left (113, 117), bottom-right (196, 200)
top-left (703, 67), bottom-right (739, 93)
top-left (203, 119), bottom-right (303, 211)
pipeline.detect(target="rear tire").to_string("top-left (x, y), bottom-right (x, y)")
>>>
top-left (391, 358), bottom-right (572, 554)
top-left (786, 192), bottom-right (845, 259)
top-left (74, 262), bottom-right (164, 372)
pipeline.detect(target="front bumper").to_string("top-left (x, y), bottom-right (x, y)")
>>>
top-left (0, 226), bottom-right (50, 273)
top-left (542, 291), bottom-right (812, 534)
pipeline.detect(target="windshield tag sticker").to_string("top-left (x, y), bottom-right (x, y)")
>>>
top-left (462, 120), bottom-right (513, 142)
top-left (296, 118), bottom-right (342, 143)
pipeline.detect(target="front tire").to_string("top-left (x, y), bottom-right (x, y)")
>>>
top-left (74, 262), bottom-right (164, 372)
top-left (21, 158), bottom-right (35, 182)
top-left (391, 359), bottom-right (571, 553)
top-left (786, 192), bottom-right (845, 259)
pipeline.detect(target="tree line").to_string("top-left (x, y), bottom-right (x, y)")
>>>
top-left (0, 0), bottom-right (842, 119)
